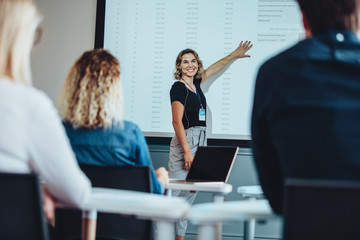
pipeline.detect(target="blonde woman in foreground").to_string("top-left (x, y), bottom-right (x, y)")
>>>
top-left (0, 0), bottom-right (91, 225)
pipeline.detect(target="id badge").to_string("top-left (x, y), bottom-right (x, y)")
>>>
top-left (199, 108), bottom-right (206, 121)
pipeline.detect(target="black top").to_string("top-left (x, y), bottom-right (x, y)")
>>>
top-left (170, 78), bottom-right (206, 129)
top-left (251, 30), bottom-right (360, 214)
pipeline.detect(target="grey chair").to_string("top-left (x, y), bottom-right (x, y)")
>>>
top-left (284, 178), bottom-right (360, 240)
top-left (55, 165), bottom-right (152, 240)
top-left (0, 172), bottom-right (50, 240)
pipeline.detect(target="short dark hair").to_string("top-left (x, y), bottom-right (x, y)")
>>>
top-left (297, 0), bottom-right (359, 35)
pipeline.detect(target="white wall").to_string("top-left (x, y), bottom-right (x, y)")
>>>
top-left (31, 0), bottom-right (97, 102)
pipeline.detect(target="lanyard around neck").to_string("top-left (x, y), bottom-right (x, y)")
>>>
top-left (182, 79), bottom-right (196, 93)
top-left (182, 79), bottom-right (203, 107)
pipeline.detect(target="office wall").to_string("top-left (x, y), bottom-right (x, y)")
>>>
top-left (31, 1), bottom-right (282, 239)
top-left (32, 0), bottom-right (97, 102)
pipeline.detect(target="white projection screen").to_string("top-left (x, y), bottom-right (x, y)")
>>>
top-left (94, 0), bottom-right (304, 146)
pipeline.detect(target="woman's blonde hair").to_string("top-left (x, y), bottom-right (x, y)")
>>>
top-left (174, 48), bottom-right (204, 80)
top-left (0, 0), bottom-right (42, 85)
top-left (58, 49), bottom-right (123, 129)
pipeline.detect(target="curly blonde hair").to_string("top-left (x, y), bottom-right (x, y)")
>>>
top-left (58, 49), bottom-right (123, 129)
top-left (174, 48), bottom-right (204, 80)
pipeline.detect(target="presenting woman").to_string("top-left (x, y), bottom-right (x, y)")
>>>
top-left (169, 41), bottom-right (253, 240)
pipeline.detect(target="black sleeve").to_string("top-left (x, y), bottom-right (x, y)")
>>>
top-left (251, 63), bottom-right (284, 214)
top-left (170, 82), bottom-right (186, 105)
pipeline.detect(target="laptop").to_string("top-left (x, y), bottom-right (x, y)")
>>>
top-left (170, 146), bottom-right (239, 185)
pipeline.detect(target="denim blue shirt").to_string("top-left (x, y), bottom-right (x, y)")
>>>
top-left (63, 120), bottom-right (164, 194)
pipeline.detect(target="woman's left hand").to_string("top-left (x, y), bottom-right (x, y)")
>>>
top-left (231, 40), bottom-right (253, 58)
top-left (42, 186), bottom-right (56, 227)
top-left (155, 167), bottom-right (169, 185)
top-left (200, 40), bottom-right (254, 82)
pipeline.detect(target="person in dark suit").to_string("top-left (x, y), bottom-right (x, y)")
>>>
top-left (251, 0), bottom-right (360, 214)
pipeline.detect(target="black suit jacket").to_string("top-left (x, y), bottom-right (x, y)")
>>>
top-left (251, 30), bottom-right (360, 214)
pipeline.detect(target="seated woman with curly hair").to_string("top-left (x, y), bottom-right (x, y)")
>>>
top-left (58, 49), bottom-right (168, 194)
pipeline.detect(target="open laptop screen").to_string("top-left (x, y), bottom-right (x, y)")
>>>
top-left (186, 146), bottom-right (239, 182)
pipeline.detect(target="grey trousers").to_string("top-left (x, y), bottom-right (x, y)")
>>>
top-left (169, 126), bottom-right (207, 236)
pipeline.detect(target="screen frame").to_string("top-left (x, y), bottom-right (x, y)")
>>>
top-left (94, 0), bottom-right (252, 147)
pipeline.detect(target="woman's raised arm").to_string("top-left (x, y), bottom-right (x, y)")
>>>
top-left (201, 41), bottom-right (253, 83)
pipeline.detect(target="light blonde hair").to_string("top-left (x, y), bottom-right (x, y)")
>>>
top-left (0, 0), bottom-right (42, 85)
top-left (174, 48), bottom-right (204, 80)
top-left (58, 49), bottom-right (123, 129)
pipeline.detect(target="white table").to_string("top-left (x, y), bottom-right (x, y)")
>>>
top-left (237, 185), bottom-right (264, 199)
top-left (60, 187), bottom-right (191, 240)
top-left (189, 199), bottom-right (276, 240)
top-left (165, 182), bottom-right (233, 238)
top-left (237, 185), bottom-right (265, 240)
top-left (166, 182), bottom-right (233, 202)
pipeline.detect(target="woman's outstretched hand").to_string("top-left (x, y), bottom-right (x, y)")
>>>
top-left (231, 40), bottom-right (253, 58)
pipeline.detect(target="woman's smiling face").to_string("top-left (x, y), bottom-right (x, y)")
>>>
top-left (180, 53), bottom-right (198, 79)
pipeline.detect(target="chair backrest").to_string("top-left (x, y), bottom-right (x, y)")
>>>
top-left (80, 164), bottom-right (151, 192)
top-left (0, 172), bottom-right (49, 240)
top-left (55, 165), bottom-right (152, 240)
top-left (283, 178), bottom-right (360, 240)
